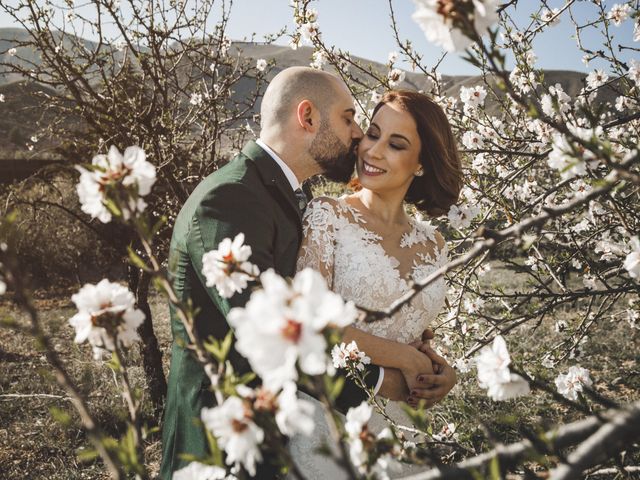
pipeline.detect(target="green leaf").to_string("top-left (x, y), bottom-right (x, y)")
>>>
top-left (151, 216), bottom-right (167, 237)
top-left (127, 246), bottom-right (149, 270)
top-left (103, 198), bottom-right (122, 217)
top-left (76, 447), bottom-right (99, 462)
top-left (488, 455), bottom-right (501, 480)
top-left (237, 372), bottom-right (256, 385)
top-left (49, 406), bottom-right (72, 426)
top-left (220, 331), bottom-right (234, 362)
top-left (0, 315), bottom-right (17, 327)
top-left (325, 375), bottom-right (345, 402)
top-left (106, 351), bottom-right (121, 373)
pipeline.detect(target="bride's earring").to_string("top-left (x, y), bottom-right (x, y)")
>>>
top-left (415, 168), bottom-right (424, 177)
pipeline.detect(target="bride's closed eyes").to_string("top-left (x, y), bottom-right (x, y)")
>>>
top-left (365, 126), bottom-right (409, 151)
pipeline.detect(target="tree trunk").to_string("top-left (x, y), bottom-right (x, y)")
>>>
top-left (129, 265), bottom-right (167, 420)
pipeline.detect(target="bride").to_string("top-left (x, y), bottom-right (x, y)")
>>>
top-left (292, 90), bottom-right (462, 477)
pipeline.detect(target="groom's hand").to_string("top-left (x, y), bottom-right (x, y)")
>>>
top-left (408, 328), bottom-right (442, 374)
top-left (407, 347), bottom-right (456, 409)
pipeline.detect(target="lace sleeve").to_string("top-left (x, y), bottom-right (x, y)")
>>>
top-left (435, 229), bottom-right (448, 266)
top-left (296, 197), bottom-right (340, 289)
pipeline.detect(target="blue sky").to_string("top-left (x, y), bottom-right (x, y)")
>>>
top-left (222, 0), bottom-right (636, 74)
top-left (1, 0), bottom-right (636, 75)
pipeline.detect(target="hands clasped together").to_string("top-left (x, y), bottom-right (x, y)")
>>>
top-left (402, 329), bottom-right (457, 409)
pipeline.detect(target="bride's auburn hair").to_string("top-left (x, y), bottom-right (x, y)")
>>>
top-left (372, 90), bottom-right (462, 217)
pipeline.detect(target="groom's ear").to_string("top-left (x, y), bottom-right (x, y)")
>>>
top-left (296, 99), bottom-right (317, 133)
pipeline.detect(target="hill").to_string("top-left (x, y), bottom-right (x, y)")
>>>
top-left (0, 27), bottom-right (609, 178)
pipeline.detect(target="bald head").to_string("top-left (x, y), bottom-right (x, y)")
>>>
top-left (260, 67), bottom-right (345, 130)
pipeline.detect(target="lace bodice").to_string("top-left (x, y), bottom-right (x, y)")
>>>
top-left (297, 196), bottom-right (448, 344)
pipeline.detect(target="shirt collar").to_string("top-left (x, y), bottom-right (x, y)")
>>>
top-left (256, 138), bottom-right (300, 191)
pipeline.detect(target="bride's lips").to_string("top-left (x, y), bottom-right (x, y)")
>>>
top-left (361, 160), bottom-right (387, 176)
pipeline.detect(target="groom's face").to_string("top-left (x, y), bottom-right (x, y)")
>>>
top-left (309, 83), bottom-right (363, 183)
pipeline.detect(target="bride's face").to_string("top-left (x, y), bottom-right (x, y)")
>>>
top-left (356, 102), bottom-right (422, 194)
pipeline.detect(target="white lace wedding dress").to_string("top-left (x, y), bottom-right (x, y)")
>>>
top-left (289, 196), bottom-right (448, 479)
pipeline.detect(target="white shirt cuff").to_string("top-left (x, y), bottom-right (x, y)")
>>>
top-left (373, 366), bottom-right (385, 395)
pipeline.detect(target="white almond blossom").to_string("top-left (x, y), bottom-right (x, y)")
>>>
top-left (476, 335), bottom-right (530, 401)
top-left (173, 462), bottom-right (229, 480)
top-left (388, 51), bottom-right (399, 64)
top-left (540, 83), bottom-right (571, 117)
top-left (607, 3), bottom-right (631, 26)
top-left (615, 95), bottom-right (632, 112)
top-left (555, 366), bottom-right (593, 400)
top-left (202, 233), bottom-right (259, 298)
top-left (627, 59), bottom-right (640, 87)
top-left (0, 94), bottom-right (4, 103)
top-left (201, 396), bottom-right (264, 476)
top-left (583, 274), bottom-right (597, 290)
top-left (370, 428), bottom-right (403, 480)
top-left (462, 130), bottom-right (484, 149)
top-left (432, 422), bottom-right (458, 442)
top-left (634, 21), bottom-right (640, 41)
top-left (460, 85), bottom-right (487, 109)
top-left (305, 7), bottom-right (318, 22)
top-left (624, 237), bottom-right (640, 280)
top-left (586, 69), bottom-right (608, 90)
top-left (540, 8), bottom-right (560, 26)
top-left (472, 153), bottom-right (489, 174)
top-left (331, 340), bottom-right (371, 371)
top-left (569, 179), bottom-right (593, 199)
top-left (387, 68), bottom-right (405, 87)
top-left (310, 49), bottom-right (328, 69)
top-left (69, 279), bottom-right (144, 360)
top-left (0, 279), bottom-right (6, 295)
top-left (454, 357), bottom-right (472, 373)
top-left (255, 58), bottom-right (267, 72)
top-left (190, 92), bottom-right (203, 106)
top-left (547, 125), bottom-right (602, 180)
top-left (228, 268), bottom-right (358, 390)
top-left (447, 203), bottom-right (481, 230)
top-left (412, 0), bottom-right (499, 52)
top-left (274, 382), bottom-right (315, 436)
top-left (510, 66), bottom-right (537, 94)
top-left (76, 146), bottom-right (156, 223)
top-left (463, 296), bottom-right (485, 314)
top-left (7, 47), bottom-right (16, 56)
top-left (345, 402), bottom-right (373, 468)
top-left (298, 22), bottom-right (319, 43)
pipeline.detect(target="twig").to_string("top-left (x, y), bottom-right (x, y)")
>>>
top-left (0, 393), bottom-right (69, 401)
top-left (550, 402), bottom-right (640, 479)
top-left (398, 400), bottom-right (640, 480)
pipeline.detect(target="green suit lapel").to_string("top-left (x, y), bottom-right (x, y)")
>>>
top-left (241, 141), bottom-right (303, 226)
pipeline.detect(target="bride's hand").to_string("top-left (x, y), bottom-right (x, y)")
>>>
top-left (399, 345), bottom-right (434, 395)
top-left (407, 347), bottom-right (456, 409)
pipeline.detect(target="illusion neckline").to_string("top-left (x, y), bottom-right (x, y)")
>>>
top-left (336, 196), bottom-right (419, 249)
top-left (335, 196), bottom-right (438, 284)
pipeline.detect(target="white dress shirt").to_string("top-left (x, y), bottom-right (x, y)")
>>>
top-left (256, 139), bottom-right (300, 191)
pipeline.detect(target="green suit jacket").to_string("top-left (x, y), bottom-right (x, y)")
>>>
top-left (160, 141), bottom-right (379, 479)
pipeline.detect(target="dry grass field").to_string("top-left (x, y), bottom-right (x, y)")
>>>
top-left (0, 264), bottom-right (638, 479)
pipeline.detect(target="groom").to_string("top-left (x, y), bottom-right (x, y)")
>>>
top-left (160, 67), bottom-right (440, 479)
top-left (161, 67), bottom-right (379, 478)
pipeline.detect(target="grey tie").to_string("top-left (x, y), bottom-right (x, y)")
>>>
top-left (294, 188), bottom-right (308, 213)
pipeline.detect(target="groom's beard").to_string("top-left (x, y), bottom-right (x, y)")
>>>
top-left (309, 120), bottom-right (358, 183)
